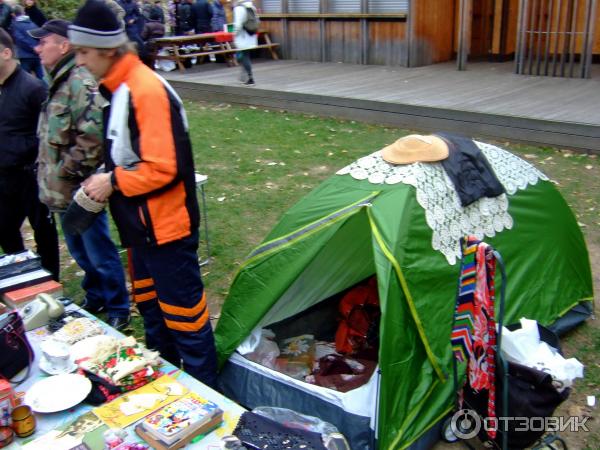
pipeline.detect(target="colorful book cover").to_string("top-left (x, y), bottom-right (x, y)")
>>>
top-left (142, 392), bottom-right (222, 444)
top-left (93, 374), bottom-right (188, 429)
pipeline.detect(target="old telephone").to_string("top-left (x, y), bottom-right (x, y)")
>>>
top-left (21, 293), bottom-right (65, 331)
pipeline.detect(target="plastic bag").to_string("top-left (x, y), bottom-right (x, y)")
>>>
top-left (252, 407), bottom-right (350, 450)
top-left (501, 318), bottom-right (584, 392)
top-left (245, 329), bottom-right (280, 369)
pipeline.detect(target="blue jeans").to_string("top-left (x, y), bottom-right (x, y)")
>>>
top-left (60, 210), bottom-right (129, 318)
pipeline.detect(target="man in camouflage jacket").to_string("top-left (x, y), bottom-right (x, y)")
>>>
top-left (31, 19), bottom-right (131, 330)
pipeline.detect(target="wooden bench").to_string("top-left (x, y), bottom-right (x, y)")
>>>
top-left (150, 31), bottom-right (280, 72)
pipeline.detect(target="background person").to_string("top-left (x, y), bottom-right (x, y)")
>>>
top-left (22, 0), bottom-right (46, 27)
top-left (10, 4), bottom-right (43, 79)
top-left (233, 0), bottom-right (257, 85)
top-left (30, 19), bottom-right (130, 330)
top-left (210, 0), bottom-right (227, 32)
top-left (0, 0), bottom-right (12, 31)
top-left (0, 28), bottom-right (59, 279)
top-left (70, 0), bottom-right (218, 387)
top-left (191, 0), bottom-right (212, 34)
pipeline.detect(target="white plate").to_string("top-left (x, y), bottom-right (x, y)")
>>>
top-left (39, 356), bottom-right (77, 376)
top-left (25, 374), bottom-right (92, 413)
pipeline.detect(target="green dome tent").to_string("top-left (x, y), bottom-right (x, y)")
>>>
top-left (215, 140), bottom-right (593, 449)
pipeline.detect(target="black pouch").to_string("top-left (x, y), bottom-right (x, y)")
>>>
top-left (0, 311), bottom-right (34, 384)
top-left (233, 411), bottom-right (327, 450)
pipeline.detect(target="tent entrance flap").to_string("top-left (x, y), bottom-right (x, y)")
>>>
top-left (256, 210), bottom-right (376, 329)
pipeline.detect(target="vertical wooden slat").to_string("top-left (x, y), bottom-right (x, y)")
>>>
top-left (282, 0), bottom-right (289, 58)
top-left (319, 0), bottom-right (326, 62)
top-left (534, 0), bottom-right (545, 74)
top-left (559, 0), bottom-right (573, 77)
top-left (406, 0), bottom-right (414, 67)
top-left (568, 0), bottom-right (579, 77)
top-left (515, 0), bottom-right (525, 73)
top-left (527, 0), bottom-right (538, 74)
top-left (361, 0), bottom-right (368, 65)
top-left (457, 0), bottom-right (471, 70)
top-left (552, 0), bottom-right (563, 76)
top-left (582, 0), bottom-right (598, 77)
top-left (543, 0), bottom-right (555, 75)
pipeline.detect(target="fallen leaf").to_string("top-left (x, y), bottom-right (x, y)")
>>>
top-left (585, 165), bottom-right (593, 169)
top-left (217, 197), bottom-right (226, 202)
top-left (524, 154), bottom-right (537, 159)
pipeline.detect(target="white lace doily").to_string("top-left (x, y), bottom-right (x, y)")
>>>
top-left (336, 141), bottom-right (548, 265)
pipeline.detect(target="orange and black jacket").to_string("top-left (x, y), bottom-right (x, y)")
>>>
top-left (100, 53), bottom-right (199, 248)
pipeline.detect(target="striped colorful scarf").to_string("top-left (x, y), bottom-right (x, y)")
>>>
top-left (451, 236), bottom-right (498, 439)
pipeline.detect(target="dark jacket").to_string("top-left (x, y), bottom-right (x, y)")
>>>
top-left (24, 4), bottom-right (47, 27)
top-left (100, 53), bottom-right (199, 248)
top-left (178, 2), bottom-right (194, 34)
top-left (119, 0), bottom-right (145, 37)
top-left (191, 0), bottom-right (213, 34)
top-left (10, 16), bottom-right (40, 59)
top-left (141, 19), bottom-right (165, 41)
top-left (0, 66), bottom-right (47, 168)
top-left (0, 2), bottom-right (12, 30)
top-left (437, 132), bottom-right (505, 207)
top-left (211, 0), bottom-right (226, 32)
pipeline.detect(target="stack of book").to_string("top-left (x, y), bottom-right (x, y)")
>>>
top-left (135, 392), bottom-right (223, 449)
top-left (0, 251), bottom-right (53, 295)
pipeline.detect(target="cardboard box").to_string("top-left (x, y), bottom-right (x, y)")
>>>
top-left (2, 280), bottom-right (63, 309)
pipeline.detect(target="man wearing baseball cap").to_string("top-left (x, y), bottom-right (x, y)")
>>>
top-left (29, 18), bottom-right (131, 330)
top-left (72, 0), bottom-right (218, 387)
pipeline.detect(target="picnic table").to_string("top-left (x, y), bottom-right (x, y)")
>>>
top-left (149, 31), bottom-right (280, 72)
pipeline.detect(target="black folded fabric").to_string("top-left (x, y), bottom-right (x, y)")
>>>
top-left (233, 411), bottom-right (327, 450)
top-left (436, 132), bottom-right (505, 207)
top-left (62, 201), bottom-right (101, 236)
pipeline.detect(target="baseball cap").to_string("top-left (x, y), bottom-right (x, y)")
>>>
top-left (28, 19), bottom-right (71, 39)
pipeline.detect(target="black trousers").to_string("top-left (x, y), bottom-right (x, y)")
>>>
top-left (0, 167), bottom-right (59, 280)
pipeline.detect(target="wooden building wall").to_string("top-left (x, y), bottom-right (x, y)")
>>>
top-left (408, 0), bottom-right (455, 66)
top-left (259, 16), bottom-right (407, 65)
top-left (256, 0), bottom-right (600, 68)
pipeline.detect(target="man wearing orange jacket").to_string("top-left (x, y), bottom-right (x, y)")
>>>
top-left (72, 0), bottom-right (217, 387)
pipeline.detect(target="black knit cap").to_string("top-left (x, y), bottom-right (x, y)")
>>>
top-left (68, 0), bottom-right (128, 49)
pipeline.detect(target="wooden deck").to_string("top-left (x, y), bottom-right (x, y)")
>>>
top-left (163, 60), bottom-right (600, 151)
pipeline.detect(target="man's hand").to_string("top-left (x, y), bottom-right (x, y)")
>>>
top-left (83, 173), bottom-right (113, 203)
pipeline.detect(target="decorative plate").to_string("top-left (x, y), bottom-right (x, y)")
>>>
top-left (25, 374), bottom-right (92, 413)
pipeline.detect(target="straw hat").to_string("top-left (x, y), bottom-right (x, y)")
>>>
top-left (381, 134), bottom-right (449, 165)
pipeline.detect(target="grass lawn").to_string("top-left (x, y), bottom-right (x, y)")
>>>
top-left (54, 100), bottom-right (599, 449)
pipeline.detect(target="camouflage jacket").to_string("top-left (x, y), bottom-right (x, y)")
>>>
top-left (37, 53), bottom-right (106, 211)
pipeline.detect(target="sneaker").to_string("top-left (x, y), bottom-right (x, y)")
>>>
top-left (80, 297), bottom-right (105, 314)
top-left (244, 78), bottom-right (255, 86)
top-left (107, 315), bottom-right (131, 331)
